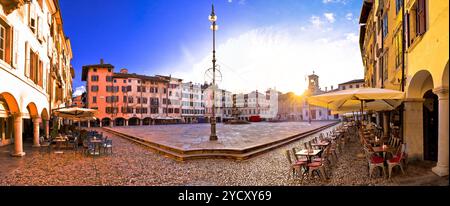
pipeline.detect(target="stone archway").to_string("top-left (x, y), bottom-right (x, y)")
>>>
top-left (0, 92), bottom-right (24, 156)
top-left (114, 117), bottom-right (126, 126)
top-left (404, 70), bottom-right (434, 161)
top-left (422, 90), bottom-right (438, 161)
top-left (128, 117), bottom-right (140, 126)
top-left (432, 61), bottom-right (449, 176)
top-left (1, 93), bottom-right (20, 146)
top-left (102, 118), bottom-right (112, 127)
top-left (143, 117), bottom-right (152, 125)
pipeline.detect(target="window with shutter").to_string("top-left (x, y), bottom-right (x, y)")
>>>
top-left (29, 4), bottom-right (36, 34)
top-left (29, 49), bottom-right (35, 82)
top-left (417, 0), bottom-right (426, 35)
top-left (38, 60), bottom-right (43, 87)
top-left (12, 29), bottom-right (18, 68)
top-left (0, 19), bottom-right (13, 65)
top-left (0, 24), bottom-right (6, 61)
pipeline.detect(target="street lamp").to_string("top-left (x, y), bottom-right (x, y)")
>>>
top-left (209, 4), bottom-right (218, 141)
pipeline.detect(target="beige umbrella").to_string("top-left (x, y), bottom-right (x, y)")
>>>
top-left (53, 107), bottom-right (98, 120)
top-left (307, 88), bottom-right (404, 111)
top-left (307, 88), bottom-right (405, 126)
top-left (53, 107), bottom-right (98, 138)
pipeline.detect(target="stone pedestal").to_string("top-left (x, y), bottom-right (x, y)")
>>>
top-left (403, 98), bottom-right (424, 160)
top-left (11, 114), bottom-right (25, 157)
top-left (432, 87), bottom-right (449, 177)
top-left (32, 118), bottom-right (41, 147)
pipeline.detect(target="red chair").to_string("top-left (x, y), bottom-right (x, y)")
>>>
top-left (387, 144), bottom-right (406, 179)
top-left (364, 147), bottom-right (386, 178)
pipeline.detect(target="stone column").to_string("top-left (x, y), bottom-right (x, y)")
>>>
top-left (125, 119), bottom-right (128, 126)
top-left (11, 114), bottom-right (25, 157)
top-left (32, 118), bottom-right (41, 147)
top-left (87, 121), bottom-right (91, 128)
top-left (110, 119), bottom-right (114, 128)
top-left (139, 119), bottom-right (143, 126)
top-left (403, 98), bottom-right (424, 160)
top-left (432, 87), bottom-right (449, 177)
top-left (383, 112), bottom-right (389, 138)
top-left (99, 121), bottom-right (102, 127)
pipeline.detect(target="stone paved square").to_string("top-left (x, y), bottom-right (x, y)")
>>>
top-left (108, 121), bottom-right (335, 150)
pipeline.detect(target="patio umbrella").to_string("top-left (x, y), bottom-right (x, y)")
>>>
top-left (53, 107), bottom-right (98, 120)
top-left (307, 88), bottom-right (405, 127)
top-left (53, 107), bottom-right (98, 138)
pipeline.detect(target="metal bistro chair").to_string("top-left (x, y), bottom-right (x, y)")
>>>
top-left (103, 138), bottom-right (113, 154)
top-left (67, 136), bottom-right (78, 151)
top-left (39, 136), bottom-right (52, 153)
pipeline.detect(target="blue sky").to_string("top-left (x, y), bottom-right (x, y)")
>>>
top-left (60, 0), bottom-right (364, 96)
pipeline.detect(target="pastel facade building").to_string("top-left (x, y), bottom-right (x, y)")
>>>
top-left (181, 82), bottom-right (205, 123)
top-left (232, 89), bottom-right (277, 121)
top-left (82, 62), bottom-right (184, 126)
top-left (0, 0), bottom-right (73, 156)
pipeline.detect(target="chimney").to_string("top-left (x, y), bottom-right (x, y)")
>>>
top-left (331, 85), bottom-right (334, 90)
top-left (100, 58), bottom-right (104, 64)
top-left (325, 87), bottom-right (328, 92)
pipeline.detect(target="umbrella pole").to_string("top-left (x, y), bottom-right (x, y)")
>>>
top-left (360, 100), bottom-right (364, 129)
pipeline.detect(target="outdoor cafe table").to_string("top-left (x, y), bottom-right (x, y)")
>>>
top-left (372, 145), bottom-right (397, 159)
top-left (311, 141), bottom-right (330, 149)
top-left (53, 138), bottom-right (67, 154)
top-left (296, 149), bottom-right (322, 163)
top-left (89, 139), bottom-right (103, 156)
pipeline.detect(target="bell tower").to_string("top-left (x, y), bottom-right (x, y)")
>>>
top-left (308, 71), bottom-right (320, 95)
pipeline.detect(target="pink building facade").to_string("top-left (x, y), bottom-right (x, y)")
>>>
top-left (81, 60), bottom-right (181, 127)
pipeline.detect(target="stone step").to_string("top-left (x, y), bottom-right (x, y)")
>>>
top-left (102, 122), bottom-right (340, 161)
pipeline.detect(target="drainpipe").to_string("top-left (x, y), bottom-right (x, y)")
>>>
top-left (400, 1), bottom-right (406, 140)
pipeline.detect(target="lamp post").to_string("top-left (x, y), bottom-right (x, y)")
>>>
top-left (209, 4), bottom-right (218, 141)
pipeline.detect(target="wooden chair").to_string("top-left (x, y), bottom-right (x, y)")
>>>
top-left (285, 150), bottom-right (307, 180)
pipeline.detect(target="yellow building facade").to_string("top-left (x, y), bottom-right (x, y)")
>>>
top-left (360, 0), bottom-right (448, 176)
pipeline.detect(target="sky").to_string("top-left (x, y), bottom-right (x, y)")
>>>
top-left (60, 0), bottom-right (364, 97)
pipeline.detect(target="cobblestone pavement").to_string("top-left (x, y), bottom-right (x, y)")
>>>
top-left (0, 125), bottom-right (447, 186)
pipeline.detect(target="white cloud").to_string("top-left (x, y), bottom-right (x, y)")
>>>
top-left (324, 13), bottom-right (335, 23)
top-left (168, 25), bottom-right (363, 95)
top-left (345, 33), bottom-right (359, 42)
top-left (345, 12), bottom-right (353, 21)
top-left (310, 15), bottom-right (324, 28)
top-left (73, 86), bottom-right (86, 97)
top-left (228, 0), bottom-right (233, 3)
top-left (238, 0), bottom-right (246, 5)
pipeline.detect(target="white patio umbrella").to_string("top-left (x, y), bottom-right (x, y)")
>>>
top-left (53, 107), bottom-right (98, 137)
top-left (307, 88), bottom-right (405, 126)
top-left (53, 107), bottom-right (98, 120)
